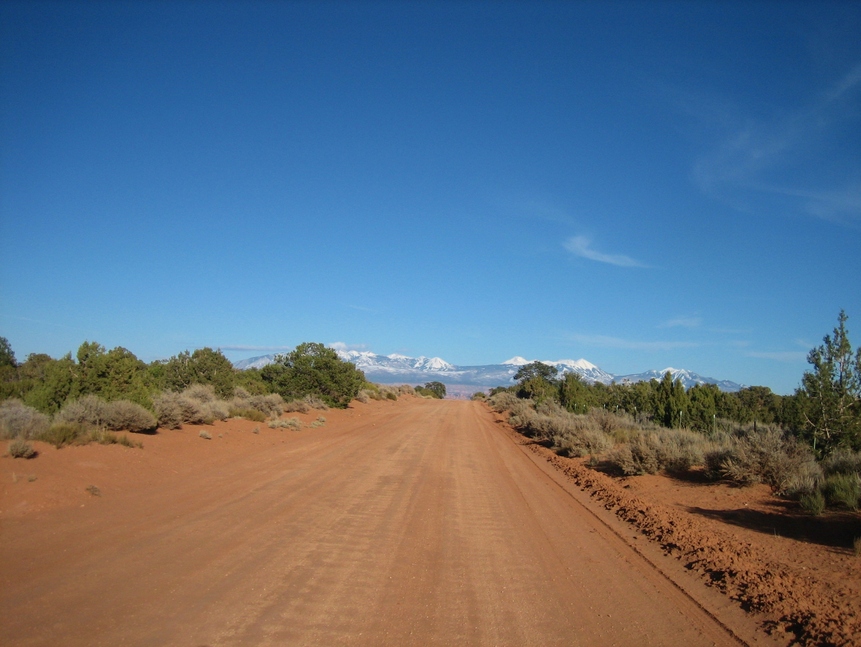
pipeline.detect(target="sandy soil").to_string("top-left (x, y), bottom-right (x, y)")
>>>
top-left (0, 398), bottom-right (854, 646)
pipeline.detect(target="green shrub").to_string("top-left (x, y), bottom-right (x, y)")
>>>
top-left (822, 449), bottom-right (861, 477)
top-left (8, 437), bottom-right (36, 459)
top-left (0, 399), bottom-right (50, 440)
top-left (800, 490), bottom-right (826, 515)
top-left (260, 342), bottom-right (365, 408)
top-left (471, 391), bottom-right (487, 400)
top-left (229, 407), bottom-right (266, 422)
top-left (37, 422), bottom-right (90, 448)
top-left (823, 473), bottom-right (860, 510)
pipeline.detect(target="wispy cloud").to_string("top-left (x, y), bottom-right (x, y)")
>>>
top-left (563, 236), bottom-right (647, 268)
top-left (660, 315), bottom-right (702, 329)
top-left (347, 304), bottom-right (376, 313)
top-left (567, 332), bottom-right (698, 352)
top-left (691, 62), bottom-right (861, 226)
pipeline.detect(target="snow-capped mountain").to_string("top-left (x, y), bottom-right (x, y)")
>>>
top-left (336, 350), bottom-right (456, 374)
top-left (614, 367), bottom-right (743, 392)
top-left (233, 350), bottom-right (743, 392)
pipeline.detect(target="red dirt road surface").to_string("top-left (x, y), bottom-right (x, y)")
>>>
top-left (2, 399), bottom-right (779, 646)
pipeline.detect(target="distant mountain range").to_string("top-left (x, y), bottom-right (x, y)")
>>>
top-left (233, 350), bottom-right (744, 392)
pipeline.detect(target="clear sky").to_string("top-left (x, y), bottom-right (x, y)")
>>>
top-left (1, 1), bottom-right (859, 395)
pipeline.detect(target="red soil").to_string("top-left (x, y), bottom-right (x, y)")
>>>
top-left (0, 398), bottom-right (857, 646)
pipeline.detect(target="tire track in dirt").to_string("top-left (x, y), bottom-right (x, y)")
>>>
top-left (500, 415), bottom-right (860, 647)
top-left (1, 399), bottom-right (781, 646)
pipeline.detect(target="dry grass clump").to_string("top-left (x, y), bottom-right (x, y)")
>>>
top-left (57, 396), bottom-right (156, 433)
top-left (231, 388), bottom-right (284, 418)
top-left (228, 407), bottom-right (267, 422)
top-left (8, 437), bottom-right (36, 459)
top-left (154, 392), bottom-right (203, 429)
top-left (268, 417), bottom-right (302, 430)
top-left (35, 421), bottom-right (141, 449)
top-left (184, 384), bottom-right (217, 402)
top-left (103, 400), bottom-right (157, 433)
top-left (703, 425), bottom-right (821, 495)
top-left (354, 383), bottom-right (409, 402)
top-left (283, 394), bottom-right (330, 412)
top-left (496, 398), bottom-right (614, 457)
top-left (153, 385), bottom-right (234, 429)
top-left (56, 395), bottom-right (110, 428)
top-left (606, 428), bottom-right (711, 476)
top-left (376, 385), bottom-right (400, 401)
top-left (283, 399), bottom-right (310, 413)
top-left (302, 394), bottom-right (330, 410)
top-left (0, 399), bottom-right (50, 440)
top-left (199, 430), bottom-right (212, 440)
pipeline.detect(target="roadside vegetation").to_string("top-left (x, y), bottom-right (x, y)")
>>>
top-left (489, 310), bottom-right (861, 515)
top-left (0, 338), bottom-right (369, 454)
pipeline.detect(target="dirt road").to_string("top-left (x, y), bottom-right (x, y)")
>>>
top-left (2, 399), bottom-right (759, 646)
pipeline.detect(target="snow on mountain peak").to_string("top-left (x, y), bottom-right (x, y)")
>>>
top-left (502, 356), bottom-right (531, 366)
top-left (412, 356), bottom-right (455, 371)
top-left (553, 358), bottom-right (598, 371)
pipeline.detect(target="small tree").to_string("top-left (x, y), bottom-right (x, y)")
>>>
top-left (559, 372), bottom-right (592, 413)
top-left (161, 347), bottom-right (235, 398)
top-left (422, 381), bottom-right (446, 399)
top-left (655, 371), bottom-right (688, 428)
top-left (514, 361), bottom-right (559, 403)
top-left (0, 337), bottom-right (16, 368)
top-left (800, 310), bottom-right (861, 453)
top-left (261, 342), bottom-right (365, 408)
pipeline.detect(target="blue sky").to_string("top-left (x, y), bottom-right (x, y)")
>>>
top-left (1, 1), bottom-right (859, 395)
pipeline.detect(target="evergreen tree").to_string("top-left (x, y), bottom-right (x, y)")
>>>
top-left (0, 337), bottom-right (16, 368)
top-left (559, 372), bottom-right (592, 413)
top-left (799, 310), bottom-right (861, 453)
top-left (655, 371), bottom-right (688, 428)
top-left (514, 361), bottom-right (559, 403)
top-left (261, 342), bottom-right (365, 408)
